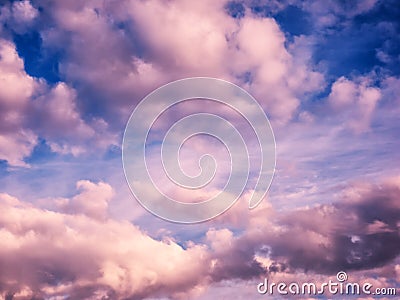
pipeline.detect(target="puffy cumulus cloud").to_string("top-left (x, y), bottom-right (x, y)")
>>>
top-left (116, 0), bottom-right (236, 76)
top-left (33, 0), bottom-right (324, 126)
top-left (33, 83), bottom-right (95, 140)
top-left (0, 183), bottom-right (211, 300)
top-left (0, 37), bottom-right (117, 166)
top-left (10, 0), bottom-right (38, 27)
top-left (0, 130), bottom-right (37, 167)
top-left (0, 177), bottom-right (399, 299)
top-left (328, 76), bottom-right (381, 133)
top-left (206, 228), bottom-right (266, 283)
top-left (231, 17), bottom-right (296, 121)
top-left (0, 38), bottom-right (39, 166)
top-left (31, 82), bottom-right (118, 156)
top-left (0, 0), bottom-right (38, 34)
top-left (0, 0), bottom-right (326, 167)
top-left (214, 177), bottom-right (400, 277)
top-left (54, 180), bottom-right (114, 221)
top-left (141, 0), bottom-right (325, 123)
top-left (0, 180), bottom-right (269, 300)
top-left (38, 0), bottom-right (167, 122)
top-left (0, 39), bottom-right (37, 109)
top-left (198, 177), bottom-right (399, 297)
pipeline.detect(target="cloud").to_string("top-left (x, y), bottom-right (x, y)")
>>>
top-left (11, 1), bottom-right (38, 26)
top-left (0, 0), bottom-right (38, 34)
top-left (0, 182), bottom-right (210, 299)
top-left (31, 0), bottom-right (324, 127)
top-left (0, 183), bottom-right (270, 299)
top-left (0, 0), bottom-right (338, 171)
top-left (218, 177), bottom-right (400, 276)
top-left (0, 37), bottom-right (117, 166)
top-left (0, 129), bottom-right (37, 168)
top-left (328, 76), bottom-right (381, 133)
top-left (54, 180), bottom-right (114, 221)
top-left (0, 174), bottom-right (399, 299)
top-left (0, 0), bottom-right (327, 166)
top-left (0, 38), bottom-right (39, 166)
top-left (300, 0), bottom-right (379, 29)
top-left (31, 82), bottom-right (118, 156)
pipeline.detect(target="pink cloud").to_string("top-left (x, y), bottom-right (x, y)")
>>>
top-left (0, 0), bottom-right (328, 168)
top-left (0, 176), bottom-right (399, 299)
top-left (0, 0), bottom-right (38, 34)
top-left (37, 0), bottom-right (324, 127)
top-left (328, 76), bottom-right (381, 133)
top-left (0, 38), bottom-right (118, 166)
top-left (0, 38), bottom-right (38, 166)
top-left (0, 182), bottom-right (211, 299)
top-left (55, 180), bottom-right (114, 221)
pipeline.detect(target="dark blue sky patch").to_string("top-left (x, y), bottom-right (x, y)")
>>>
top-left (13, 30), bottom-right (61, 83)
top-left (312, 31), bottom-right (382, 78)
top-left (225, 1), bottom-right (246, 19)
top-left (236, 71), bottom-right (253, 84)
top-left (69, 84), bottom-right (118, 123)
top-left (355, 0), bottom-right (400, 24)
top-left (311, 15), bottom-right (398, 78)
top-left (250, 4), bottom-right (273, 18)
top-left (238, 0), bottom-right (399, 77)
top-left (274, 5), bottom-right (312, 36)
top-left (311, 0), bottom-right (400, 77)
top-left (353, 0), bottom-right (400, 74)
top-left (24, 138), bottom-right (58, 164)
top-left (0, 160), bottom-right (9, 178)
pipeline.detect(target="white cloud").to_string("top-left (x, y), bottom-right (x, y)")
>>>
top-left (57, 180), bottom-right (114, 221)
top-left (36, 0), bottom-right (324, 126)
top-left (0, 38), bottom-right (39, 166)
top-left (0, 183), bottom-right (211, 299)
top-left (328, 76), bottom-right (381, 133)
top-left (12, 0), bottom-right (38, 24)
top-left (0, 0), bottom-right (39, 33)
top-left (0, 38), bottom-right (118, 166)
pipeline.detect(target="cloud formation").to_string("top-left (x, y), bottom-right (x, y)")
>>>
top-left (0, 38), bottom-right (117, 166)
top-left (0, 0), bottom-right (327, 167)
top-left (0, 177), bottom-right (398, 299)
top-left (34, 0), bottom-right (323, 121)
top-left (328, 75), bottom-right (381, 133)
top-left (0, 183), bottom-right (210, 299)
top-left (0, 38), bottom-right (38, 166)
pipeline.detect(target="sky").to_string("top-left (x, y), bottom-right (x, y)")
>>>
top-left (0, 0), bottom-right (399, 299)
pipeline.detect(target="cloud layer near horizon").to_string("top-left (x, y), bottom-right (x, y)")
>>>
top-left (0, 177), bottom-right (399, 299)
